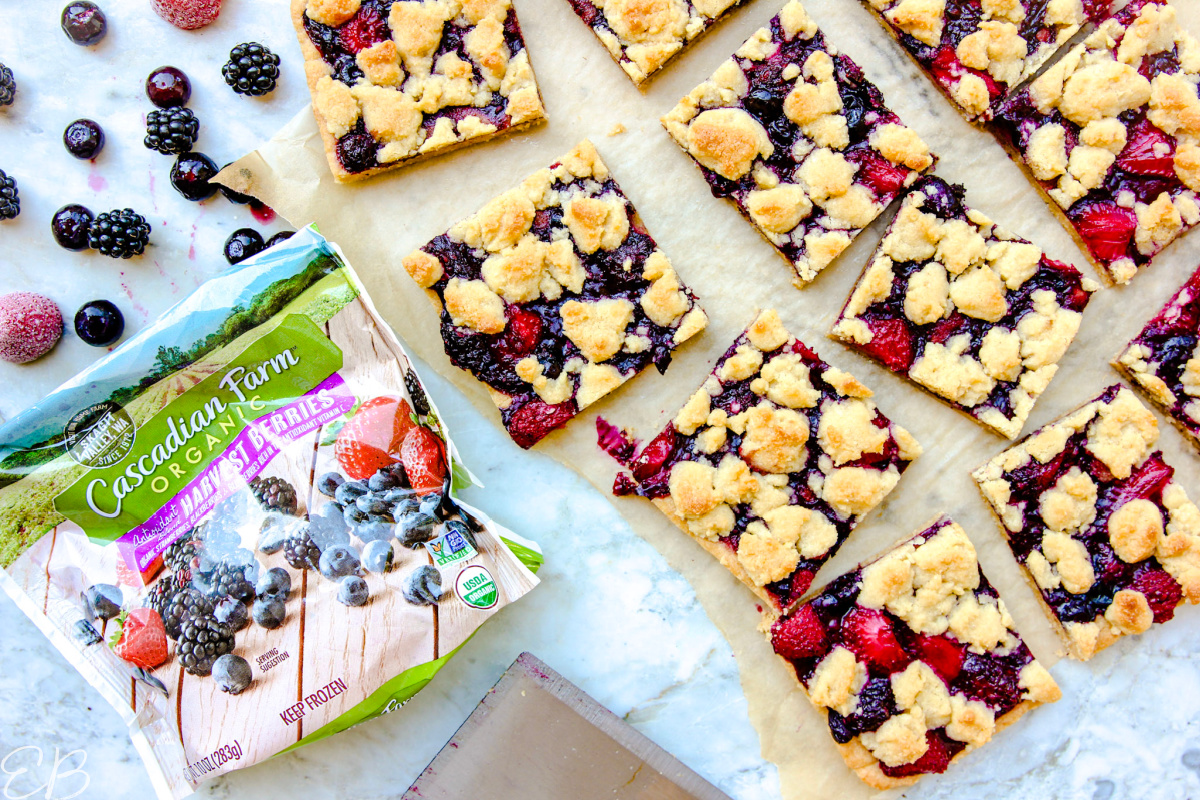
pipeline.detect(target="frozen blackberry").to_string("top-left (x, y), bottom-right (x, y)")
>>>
top-left (337, 575), bottom-right (369, 607)
top-left (404, 370), bottom-right (431, 416)
top-left (88, 209), bottom-right (150, 258)
top-left (0, 64), bottom-right (14, 107)
top-left (144, 107), bottom-right (199, 155)
top-left (283, 526), bottom-right (321, 570)
top-left (402, 566), bottom-right (441, 605)
top-left (222, 42), bottom-right (280, 96)
top-left (201, 562), bottom-right (255, 603)
top-left (213, 654), bottom-right (253, 695)
top-left (143, 571), bottom-right (184, 618)
top-left (317, 472), bottom-right (344, 497)
top-left (162, 587), bottom-right (214, 640)
top-left (213, 596), bottom-right (249, 632)
top-left (0, 170), bottom-right (18, 221)
top-left (164, 535), bottom-right (200, 573)
top-left (176, 615), bottom-right (235, 676)
top-left (74, 619), bottom-right (103, 646)
top-left (256, 567), bottom-right (291, 599)
top-left (252, 597), bottom-right (286, 629)
top-left (249, 475), bottom-right (297, 515)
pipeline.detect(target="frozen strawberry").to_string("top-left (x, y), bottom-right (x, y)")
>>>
top-left (879, 731), bottom-right (951, 778)
top-left (1131, 565), bottom-right (1183, 623)
top-left (771, 605), bottom-right (829, 661)
top-left (1117, 120), bottom-right (1176, 178)
top-left (506, 399), bottom-right (576, 449)
top-left (150, 0), bottom-right (221, 30)
top-left (1071, 201), bottom-right (1137, 264)
top-left (860, 317), bottom-right (913, 373)
top-left (841, 608), bottom-right (910, 673)
top-left (400, 426), bottom-right (447, 495)
top-left (0, 292), bottom-right (63, 364)
top-left (110, 608), bottom-right (168, 669)
top-left (335, 396), bottom-right (414, 480)
top-left (909, 633), bottom-right (964, 682)
top-left (339, 5), bottom-right (387, 53)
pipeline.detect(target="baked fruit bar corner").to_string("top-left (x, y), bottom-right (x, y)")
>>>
top-left (292, 0), bottom-right (547, 181)
top-left (766, 515), bottom-right (1061, 788)
top-left (662, 0), bottom-right (936, 287)
top-left (1115, 262), bottom-right (1200, 452)
top-left (862, 0), bottom-right (1113, 121)
top-left (563, 0), bottom-right (749, 86)
top-left (973, 385), bottom-right (1200, 660)
top-left (403, 140), bottom-right (708, 449)
top-left (831, 175), bottom-right (1096, 439)
top-left (603, 309), bottom-right (922, 612)
top-left (991, 0), bottom-right (1200, 284)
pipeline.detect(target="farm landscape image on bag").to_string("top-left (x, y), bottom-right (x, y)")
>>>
top-left (0, 227), bottom-right (542, 799)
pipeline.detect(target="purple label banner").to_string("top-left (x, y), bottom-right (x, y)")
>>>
top-left (117, 372), bottom-right (355, 574)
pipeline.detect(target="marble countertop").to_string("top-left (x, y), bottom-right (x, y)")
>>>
top-left (1, 1), bottom-right (1199, 800)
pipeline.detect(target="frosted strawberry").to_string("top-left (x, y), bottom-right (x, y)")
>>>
top-left (110, 608), bottom-right (168, 669)
top-left (400, 426), bottom-right (447, 495)
top-left (0, 292), bottom-right (62, 364)
top-left (334, 396), bottom-right (415, 480)
top-left (151, 0), bottom-right (221, 29)
top-left (841, 608), bottom-right (910, 673)
top-left (771, 605), bottom-right (828, 661)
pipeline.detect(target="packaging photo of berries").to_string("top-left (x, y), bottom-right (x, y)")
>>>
top-left (0, 228), bottom-right (542, 798)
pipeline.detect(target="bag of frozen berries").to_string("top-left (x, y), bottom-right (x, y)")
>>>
top-left (0, 226), bottom-right (542, 799)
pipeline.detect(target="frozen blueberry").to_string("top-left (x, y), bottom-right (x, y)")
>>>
top-left (355, 520), bottom-right (393, 543)
top-left (170, 152), bottom-right (219, 202)
top-left (334, 480), bottom-right (367, 505)
top-left (355, 494), bottom-right (389, 515)
top-left (146, 66), bottom-right (191, 108)
top-left (309, 503), bottom-right (351, 549)
top-left (61, 1), bottom-right (107, 46)
top-left (74, 619), bottom-right (103, 646)
top-left (224, 228), bottom-right (264, 265)
top-left (252, 597), bottom-right (286, 629)
top-left (265, 231), bottom-right (294, 248)
top-left (84, 583), bottom-right (122, 620)
top-left (318, 544), bottom-right (361, 579)
top-left (74, 300), bottom-right (124, 347)
top-left (395, 510), bottom-right (438, 549)
top-left (257, 514), bottom-right (294, 554)
top-left (361, 540), bottom-right (394, 573)
top-left (63, 119), bottom-right (104, 159)
top-left (317, 472), bottom-right (345, 497)
top-left (51, 204), bottom-right (94, 251)
top-left (337, 575), bottom-right (369, 607)
top-left (402, 565), bottom-right (441, 606)
top-left (343, 504), bottom-right (367, 527)
top-left (256, 567), bottom-right (291, 599)
top-left (213, 654), bottom-right (253, 695)
top-left (418, 491), bottom-right (448, 519)
top-left (367, 471), bottom-right (398, 492)
top-left (213, 596), bottom-right (249, 632)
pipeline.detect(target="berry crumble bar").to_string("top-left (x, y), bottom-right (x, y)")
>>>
top-left (564, 0), bottom-right (749, 86)
top-left (602, 309), bottom-right (922, 612)
top-left (862, 0), bottom-right (1113, 121)
top-left (831, 175), bottom-right (1097, 439)
top-left (766, 516), bottom-right (1061, 788)
top-left (403, 140), bottom-right (708, 449)
top-left (661, 0), bottom-right (936, 286)
top-left (292, 0), bottom-right (547, 181)
top-left (973, 385), bottom-right (1200, 660)
top-left (1115, 263), bottom-right (1200, 452)
top-left (991, 0), bottom-right (1200, 284)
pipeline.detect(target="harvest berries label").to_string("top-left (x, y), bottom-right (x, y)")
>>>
top-left (454, 565), bottom-right (498, 610)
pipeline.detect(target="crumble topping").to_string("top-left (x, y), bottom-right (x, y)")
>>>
top-left (861, 709), bottom-right (929, 767)
top-left (809, 646), bottom-right (868, 717)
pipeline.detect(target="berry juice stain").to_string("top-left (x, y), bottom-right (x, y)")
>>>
top-left (250, 203), bottom-right (275, 224)
top-left (88, 172), bottom-right (107, 192)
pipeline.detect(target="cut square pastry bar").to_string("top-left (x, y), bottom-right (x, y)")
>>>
top-left (292, 0), bottom-right (547, 181)
top-left (991, 0), bottom-right (1200, 285)
top-left (403, 140), bottom-right (708, 449)
top-left (1115, 263), bottom-right (1200, 452)
top-left (564, 0), bottom-right (749, 86)
top-left (662, 0), bottom-right (936, 287)
top-left (831, 175), bottom-right (1097, 439)
top-left (604, 309), bottom-right (922, 612)
top-left (862, 0), bottom-right (1113, 121)
top-left (766, 515), bottom-right (1061, 789)
top-left (972, 385), bottom-right (1200, 660)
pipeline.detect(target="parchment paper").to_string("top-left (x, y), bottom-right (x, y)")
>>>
top-left (216, 1), bottom-right (1200, 797)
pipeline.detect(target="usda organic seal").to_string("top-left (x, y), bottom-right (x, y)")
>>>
top-left (454, 564), bottom-right (498, 610)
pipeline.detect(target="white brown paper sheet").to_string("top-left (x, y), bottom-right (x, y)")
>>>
top-left (218, 1), bottom-right (1200, 797)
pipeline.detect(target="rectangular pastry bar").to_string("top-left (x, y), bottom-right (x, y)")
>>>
top-left (292, 0), bottom-right (547, 181)
top-left (604, 309), bottom-right (922, 612)
top-left (1115, 263), bottom-right (1200, 452)
top-left (831, 175), bottom-right (1096, 439)
top-left (564, 0), bottom-right (749, 86)
top-left (403, 140), bottom-right (708, 449)
top-left (972, 385), bottom-right (1200, 660)
top-left (766, 515), bottom-right (1061, 789)
top-left (862, 0), bottom-right (1111, 121)
top-left (991, 0), bottom-right (1200, 284)
top-left (662, 0), bottom-right (936, 286)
